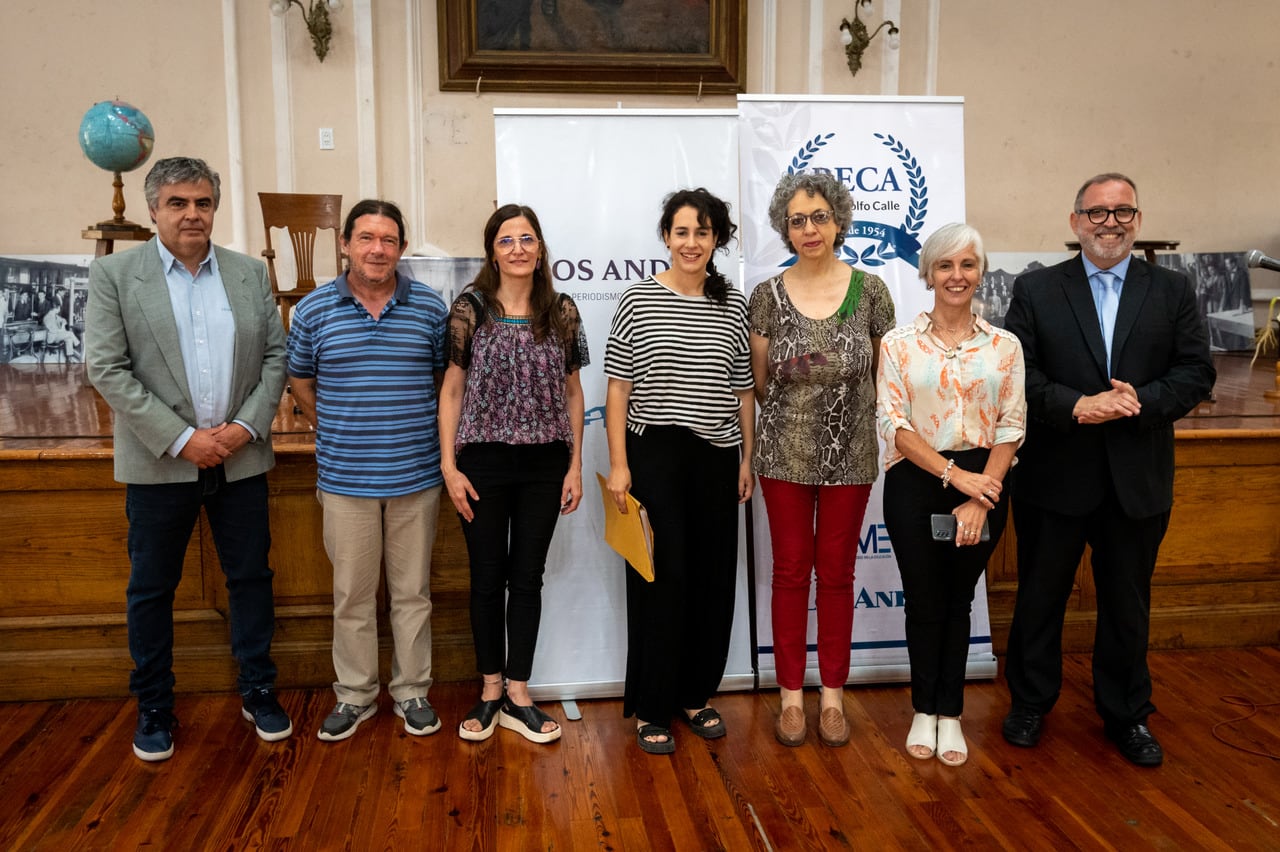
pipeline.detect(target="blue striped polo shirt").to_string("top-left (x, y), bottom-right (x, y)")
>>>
top-left (286, 271), bottom-right (448, 497)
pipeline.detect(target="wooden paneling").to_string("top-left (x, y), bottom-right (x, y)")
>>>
top-left (1, 358), bottom-right (1278, 701)
top-left (0, 445), bottom-right (480, 701)
top-left (986, 433), bottom-right (1280, 655)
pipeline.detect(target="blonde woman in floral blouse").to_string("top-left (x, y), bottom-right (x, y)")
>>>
top-left (876, 222), bottom-right (1026, 767)
top-left (749, 171), bottom-right (896, 748)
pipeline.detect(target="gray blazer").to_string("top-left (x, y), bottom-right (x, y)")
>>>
top-left (86, 238), bottom-right (287, 485)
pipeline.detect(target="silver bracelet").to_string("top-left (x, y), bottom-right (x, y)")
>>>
top-left (940, 458), bottom-right (955, 489)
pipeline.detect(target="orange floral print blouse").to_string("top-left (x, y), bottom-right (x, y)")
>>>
top-left (876, 312), bottom-right (1026, 470)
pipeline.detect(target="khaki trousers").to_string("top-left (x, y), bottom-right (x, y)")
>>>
top-left (319, 486), bottom-right (441, 706)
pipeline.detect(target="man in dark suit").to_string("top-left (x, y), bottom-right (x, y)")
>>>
top-left (1000, 173), bottom-right (1215, 766)
top-left (87, 157), bottom-right (290, 762)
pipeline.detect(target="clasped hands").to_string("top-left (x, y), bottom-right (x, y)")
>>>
top-left (1073, 379), bottom-right (1141, 425)
top-left (950, 468), bottom-right (1003, 548)
top-left (178, 422), bottom-right (252, 469)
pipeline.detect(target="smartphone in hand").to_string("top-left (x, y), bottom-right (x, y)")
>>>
top-left (930, 513), bottom-right (990, 542)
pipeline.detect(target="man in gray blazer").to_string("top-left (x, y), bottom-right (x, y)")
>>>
top-left (87, 157), bottom-right (290, 762)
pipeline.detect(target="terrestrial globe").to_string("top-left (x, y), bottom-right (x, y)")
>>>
top-left (78, 100), bottom-right (155, 229)
top-left (79, 100), bottom-right (154, 173)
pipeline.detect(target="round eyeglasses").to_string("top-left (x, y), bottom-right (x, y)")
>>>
top-left (787, 209), bottom-right (834, 230)
top-left (1076, 207), bottom-right (1139, 225)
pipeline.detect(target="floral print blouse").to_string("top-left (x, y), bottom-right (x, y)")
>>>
top-left (876, 311), bottom-right (1026, 470)
top-left (447, 291), bottom-right (589, 452)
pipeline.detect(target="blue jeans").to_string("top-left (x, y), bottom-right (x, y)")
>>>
top-left (125, 468), bottom-right (277, 709)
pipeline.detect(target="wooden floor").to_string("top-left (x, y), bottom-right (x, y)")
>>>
top-left (2, 649), bottom-right (1278, 851)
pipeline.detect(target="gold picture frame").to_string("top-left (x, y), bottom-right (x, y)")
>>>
top-left (438, 0), bottom-right (746, 95)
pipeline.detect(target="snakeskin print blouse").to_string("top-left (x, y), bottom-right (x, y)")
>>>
top-left (748, 270), bottom-right (895, 485)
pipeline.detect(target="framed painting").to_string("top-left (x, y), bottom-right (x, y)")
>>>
top-left (438, 0), bottom-right (746, 95)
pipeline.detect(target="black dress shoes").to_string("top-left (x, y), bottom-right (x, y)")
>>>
top-left (1001, 708), bottom-right (1043, 747)
top-left (1105, 722), bottom-right (1164, 767)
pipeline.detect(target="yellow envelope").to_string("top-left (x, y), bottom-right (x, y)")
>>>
top-left (595, 473), bottom-right (655, 582)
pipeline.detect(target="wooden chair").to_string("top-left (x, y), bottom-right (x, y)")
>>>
top-left (7, 325), bottom-right (34, 361)
top-left (259, 193), bottom-right (343, 336)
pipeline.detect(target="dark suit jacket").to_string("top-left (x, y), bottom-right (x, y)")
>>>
top-left (1003, 255), bottom-right (1214, 519)
top-left (86, 238), bottom-right (286, 485)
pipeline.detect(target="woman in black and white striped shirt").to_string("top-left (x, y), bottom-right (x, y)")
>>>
top-left (604, 187), bottom-right (755, 755)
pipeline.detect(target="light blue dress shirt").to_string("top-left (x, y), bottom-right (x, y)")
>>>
top-left (1082, 254), bottom-right (1131, 375)
top-left (157, 241), bottom-right (251, 457)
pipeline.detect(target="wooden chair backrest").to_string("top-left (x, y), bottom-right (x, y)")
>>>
top-left (258, 192), bottom-right (343, 294)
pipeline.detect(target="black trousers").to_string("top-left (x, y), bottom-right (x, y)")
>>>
top-left (623, 425), bottom-right (740, 727)
top-left (1005, 479), bottom-right (1168, 726)
top-left (456, 441), bottom-right (569, 681)
top-left (882, 448), bottom-right (1008, 717)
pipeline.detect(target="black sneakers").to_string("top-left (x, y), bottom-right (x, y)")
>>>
top-left (241, 687), bottom-right (294, 742)
top-left (133, 708), bottom-right (177, 762)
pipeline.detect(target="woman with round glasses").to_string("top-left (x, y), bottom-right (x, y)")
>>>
top-left (604, 187), bottom-right (754, 754)
top-left (439, 203), bottom-right (588, 744)
top-left (876, 222), bottom-right (1024, 767)
top-left (748, 171), bottom-right (895, 747)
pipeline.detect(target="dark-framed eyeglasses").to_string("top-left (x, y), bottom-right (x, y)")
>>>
top-left (786, 209), bottom-right (835, 230)
top-left (495, 234), bottom-right (539, 253)
top-left (1076, 206), bottom-right (1139, 225)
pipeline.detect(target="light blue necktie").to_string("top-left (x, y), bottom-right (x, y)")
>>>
top-left (1097, 270), bottom-right (1121, 375)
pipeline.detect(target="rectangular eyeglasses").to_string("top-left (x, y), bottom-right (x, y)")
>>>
top-left (1076, 207), bottom-right (1139, 225)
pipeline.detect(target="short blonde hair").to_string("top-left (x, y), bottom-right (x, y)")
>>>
top-left (918, 223), bottom-right (987, 281)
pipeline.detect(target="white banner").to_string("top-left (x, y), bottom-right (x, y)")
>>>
top-left (737, 95), bottom-right (995, 685)
top-left (493, 109), bottom-right (752, 699)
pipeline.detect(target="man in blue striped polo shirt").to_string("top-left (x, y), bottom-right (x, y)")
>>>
top-left (286, 199), bottom-right (449, 741)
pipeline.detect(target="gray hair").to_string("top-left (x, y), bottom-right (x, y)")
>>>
top-left (144, 157), bottom-right (221, 210)
top-left (767, 171), bottom-right (853, 254)
top-left (1073, 172), bottom-right (1138, 210)
top-left (918, 222), bottom-right (987, 281)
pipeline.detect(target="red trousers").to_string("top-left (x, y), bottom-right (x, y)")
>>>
top-left (759, 476), bottom-right (872, 690)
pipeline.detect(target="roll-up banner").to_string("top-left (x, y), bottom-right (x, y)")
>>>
top-left (739, 95), bottom-right (994, 685)
top-left (494, 109), bottom-right (753, 699)
top-left (493, 99), bottom-right (992, 699)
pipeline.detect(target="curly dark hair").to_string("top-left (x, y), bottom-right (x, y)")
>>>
top-left (464, 203), bottom-right (566, 344)
top-left (766, 172), bottom-right (854, 254)
top-left (658, 188), bottom-right (738, 305)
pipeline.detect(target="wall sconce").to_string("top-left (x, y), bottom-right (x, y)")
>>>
top-left (269, 0), bottom-right (343, 62)
top-left (838, 0), bottom-right (900, 78)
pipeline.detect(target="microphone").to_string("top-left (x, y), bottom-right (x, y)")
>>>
top-left (1246, 249), bottom-right (1280, 273)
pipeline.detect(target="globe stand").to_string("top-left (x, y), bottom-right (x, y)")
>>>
top-left (82, 170), bottom-right (151, 258)
top-left (95, 170), bottom-right (146, 230)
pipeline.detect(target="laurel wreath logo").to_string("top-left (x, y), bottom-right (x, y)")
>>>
top-left (787, 133), bottom-right (835, 173)
top-left (875, 132), bottom-right (928, 234)
top-left (842, 133), bottom-right (929, 267)
top-left (785, 132), bottom-right (929, 268)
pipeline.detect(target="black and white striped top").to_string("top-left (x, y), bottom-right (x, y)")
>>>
top-left (604, 276), bottom-right (752, 448)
